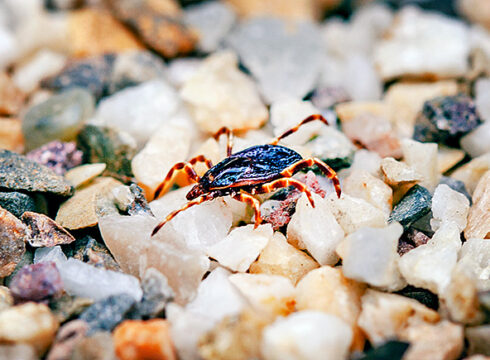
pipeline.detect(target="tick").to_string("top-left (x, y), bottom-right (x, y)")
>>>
top-left (151, 114), bottom-right (341, 236)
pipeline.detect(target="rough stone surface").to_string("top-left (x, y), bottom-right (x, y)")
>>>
top-left (0, 72), bottom-right (24, 116)
top-left (465, 171), bottom-right (490, 239)
top-left (22, 88), bottom-right (94, 151)
top-left (22, 211), bottom-right (75, 247)
top-left (0, 117), bottom-right (24, 153)
top-left (0, 206), bottom-right (27, 277)
top-left (180, 51), bottom-right (268, 133)
top-left (9, 262), bottom-right (63, 302)
top-left (451, 153), bottom-right (490, 195)
top-left (64, 163), bottom-right (106, 188)
top-left (71, 331), bottom-right (116, 360)
top-left (46, 320), bottom-right (88, 360)
top-left (26, 141), bottom-right (83, 176)
top-left (401, 139), bottom-right (439, 192)
top-left (0, 191), bottom-right (38, 219)
top-left (0, 149), bottom-right (72, 196)
top-left (226, 18), bottom-right (325, 103)
top-left (389, 185), bottom-right (432, 228)
top-left (131, 268), bottom-right (174, 319)
top-left (430, 184), bottom-right (470, 232)
top-left (461, 121), bottom-right (490, 158)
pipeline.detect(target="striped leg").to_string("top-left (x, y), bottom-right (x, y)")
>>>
top-left (152, 194), bottom-right (214, 236)
top-left (213, 127), bottom-right (234, 156)
top-left (270, 114), bottom-right (330, 145)
top-left (153, 155), bottom-right (213, 200)
top-left (280, 158), bottom-right (341, 198)
top-left (232, 192), bottom-right (262, 229)
top-left (256, 178), bottom-right (315, 207)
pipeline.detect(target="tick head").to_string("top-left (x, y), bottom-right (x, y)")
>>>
top-left (186, 183), bottom-right (207, 200)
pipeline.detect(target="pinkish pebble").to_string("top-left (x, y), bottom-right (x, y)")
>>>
top-left (26, 141), bottom-right (83, 175)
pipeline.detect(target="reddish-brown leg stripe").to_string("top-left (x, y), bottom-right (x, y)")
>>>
top-left (232, 192), bottom-right (262, 228)
top-left (189, 154), bottom-right (213, 169)
top-left (213, 126), bottom-right (234, 156)
top-left (152, 194), bottom-right (213, 236)
top-left (257, 178), bottom-right (315, 207)
top-left (280, 158), bottom-right (341, 198)
top-left (270, 114), bottom-right (330, 145)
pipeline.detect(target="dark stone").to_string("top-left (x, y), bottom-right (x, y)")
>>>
top-left (77, 125), bottom-right (136, 178)
top-left (311, 86), bottom-right (351, 110)
top-left (0, 149), bottom-right (73, 196)
top-left (398, 228), bottom-right (430, 256)
top-left (0, 191), bottom-right (38, 218)
top-left (124, 184), bottom-right (153, 216)
top-left (396, 286), bottom-right (439, 310)
top-left (49, 294), bottom-right (93, 323)
top-left (410, 211), bottom-right (434, 236)
top-left (42, 55), bottom-right (116, 100)
top-left (79, 293), bottom-right (136, 334)
top-left (66, 236), bottom-right (120, 272)
top-left (440, 176), bottom-right (472, 204)
top-left (414, 95), bottom-right (483, 147)
top-left (9, 262), bottom-right (63, 302)
top-left (130, 269), bottom-right (174, 319)
top-left (45, 0), bottom-right (83, 11)
top-left (358, 340), bottom-right (410, 360)
top-left (388, 185), bottom-right (432, 228)
top-left (26, 141), bottom-right (83, 176)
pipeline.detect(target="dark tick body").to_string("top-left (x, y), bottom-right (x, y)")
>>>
top-left (151, 114), bottom-right (342, 236)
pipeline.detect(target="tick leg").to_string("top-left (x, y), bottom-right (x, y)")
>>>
top-left (213, 126), bottom-right (234, 156)
top-left (153, 155), bottom-right (213, 200)
top-left (256, 178), bottom-right (315, 207)
top-left (270, 114), bottom-right (330, 145)
top-left (152, 194), bottom-right (214, 236)
top-left (280, 158), bottom-right (341, 198)
top-left (232, 192), bottom-right (262, 229)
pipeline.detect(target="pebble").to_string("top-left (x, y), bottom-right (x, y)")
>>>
top-left (64, 163), bottom-right (106, 188)
top-left (132, 122), bottom-right (192, 197)
top-left (79, 293), bottom-right (136, 334)
top-left (465, 171), bottom-right (490, 239)
top-left (0, 206), bottom-right (27, 277)
top-left (166, 58), bottom-right (202, 88)
top-left (48, 294), bottom-right (93, 324)
top-left (114, 319), bottom-right (177, 360)
top-left (414, 95), bottom-right (483, 146)
top-left (261, 311), bottom-right (352, 360)
top-left (46, 320), bottom-right (88, 360)
top-left (0, 344), bottom-right (37, 360)
top-left (67, 236), bottom-right (120, 272)
top-left (26, 141), bottom-right (83, 176)
top-left (295, 266), bottom-right (366, 351)
top-left (22, 88), bottom-right (94, 151)
top-left (0, 149), bottom-right (73, 196)
top-left (249, 232), bottom-right (319, 285)
top-left (56, 177), bottom-right (121, 230)
top-left (389, 185), bottom-right (432, 227)
top-left (92, 79), bottom-right (183, 146)
top-left (0, 117), bottom-right (24, 153)
top-left (67, 8), bottom-right (143, 57)
top-left (110, 0), bottom-right (196, 58)
top-left (34, 245), bottom-right (67, 266)
top-left (132, 268), bottom-right (174, 319)
top-left (287, 193), bottom-right (344, 265)
top-left (9, 262), bottom-right (63, 302)
top-left (184, 1), bottom-right (236, 53)
top-left (466, 325), bottom-right (490, 356)
top-left (401, 139), bottom-right (439, 192)
top-left (113, 184), bottom-right (153, 217)
top-left (358, 289), bottom-right (440, 347)
top-left (451, 153), bottom-right (490, 194)
top-left (474, 77), bottom-right (490, 121)
top-left (226, 18), bottom-right (325, 103)
top-left (343, 169), bottom-right (393, 217)
top-left (229, 273), bottom-right (296, 316)
top-left (326, 193), bottom-right (387, 235)
top-left (0, 72), bottom-right (25, 115)
top-left (381, 157), bottom-right (422, 186)
top-left (224, 0), bottom-right (323, 21)
top-left (459, 0), bottom-right (490, 30)
top-left (440, 176), bottom-right (472, 202)
top-left (0, 286), bottom-right (13, 312)
top-left (57, 258), bottom-right (142, 302)
top-left (0, 191), bottom-right (39, 219)
top-left (399, 222), bottom-right (462, 295)
top-left (12, 49), bottom-right (67, 94)
top-left (374, 7), bottom-right (470, 80)
top-left (0, 302), bottom-right (59, 356)
top-left (180, 51), bottom-right (268, 133)
top-left (338, 223), bottom-right (406, 291)
top-left (437, 145), bottom-right (466, 174)
top-left (71, 331), bottom-right (116, 360)
top-left (311, 86), bottom-right (351, 110)
top-left (22, 211), bottom-right (75, 247)
top-left (461, 121), bottom-right (490, 158)
top-left (207, 224), bottom-right (273, 272)
top-left (383, 80), bottom-right (459, 138)
top-left (430, 184), bottom-right (470, 232)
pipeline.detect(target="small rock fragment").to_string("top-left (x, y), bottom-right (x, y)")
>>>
top-left (461, 121), bottom-right (490, 158)
top-left (0, 191), bottom-right (38, 219)
top-left (437, 145), bottom-right (466, 174)
top-left (0, 149), bottom-right (73, 196)
top-left (466, 325), bottom-right (490, 357)
top-left (0, 117), bottom-right (24, 153)
top-left (180, 51), bottom-right (268, 133)
top-left (46, 320), bottom-right (88, 360)
top-left (224, 0), bottom-right (322, 21)
top-left (22, 88), bottom-right (94, 151)
top-left (457, 238), bottom-right (490, 291)
top-left (0, 344), bottom-right (37, 360)
top-left (79, 294), bottom-right (136, 335)
top-left (0, 303), bottom-right (59, 356)
top-left (22, 211), bottom-right (75, 247)
top-left (71, 331), bottom-right (116, 360)
top-left (0, 72), bottom-right (24, 115)
top-left (0, 206), bottom-right (27, 277)
top-left (9, 262), bottom-right (63, 302)
top-left (338, 223), bottom-right (405, 291)
top-left (48, 294), bottom-right (93, 324)
top-left (465, 171), bottom-right (490, 239)
top-left (249, 232), bottom-right (319, 285)
top-left (381, 157), bottom-right (422, 186)
top-left (207, 224), bottom-right (272, 272)
top-left (261, 311), bottom-right (352, 360)
top-left (114, 319), bottom-right (176, 360)
top-left (64, 163), bottom-right (107, 188)
top-left (401, 139), bottom-right (439, 192)
top-left (389, 185), bottom-right (432, 228)
top-left (26, 141), bottom-right (83, 176)
top-left (430, 184), bottom-right (470, 232)
top-left (287, 193), bottom-right (344, 265)
top-left (131, 268), bottom-right (174, 319)
top-left (56, 177), bottom-right (121, 230)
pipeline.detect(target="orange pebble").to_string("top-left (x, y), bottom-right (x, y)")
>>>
top-left (113, 319), bottom-right (177, 360)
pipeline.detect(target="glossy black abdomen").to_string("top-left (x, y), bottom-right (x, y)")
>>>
top-left (203, 144), bottom-right (302, 189)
